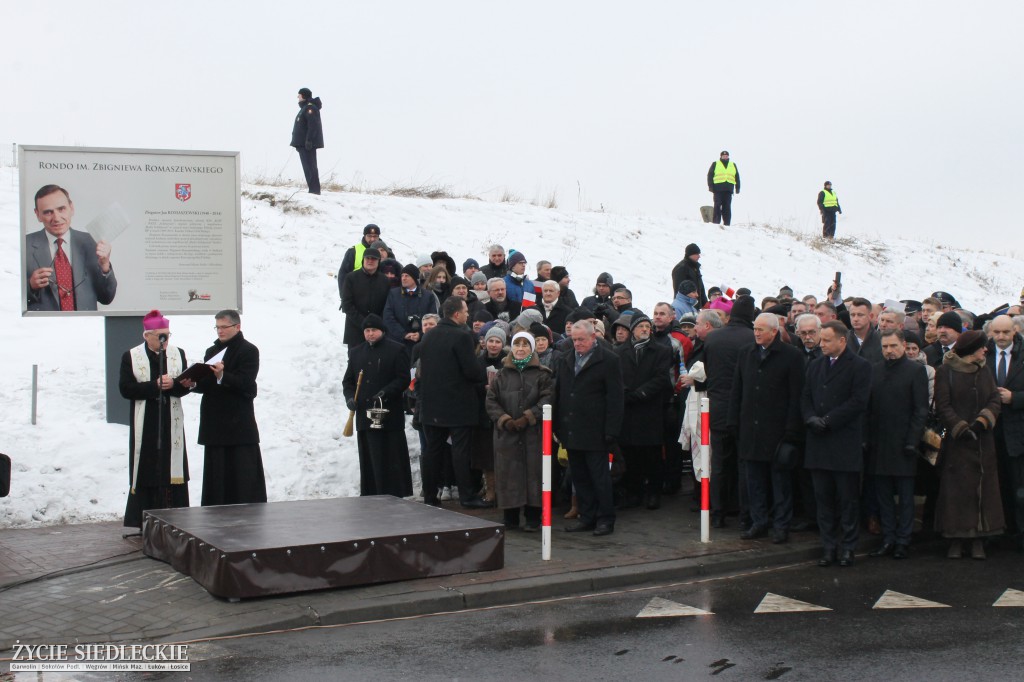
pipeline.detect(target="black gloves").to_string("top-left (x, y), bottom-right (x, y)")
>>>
top-left (372, 391), bottom-right (386, 403)
top-left (806, 416), bottom-right (828, 434)
top-left (346, 399), bottom-right (356, 411)
top-left (959, 429), bottom-right (978, 442)
top-left (970, 420), bottom-right (986, 434)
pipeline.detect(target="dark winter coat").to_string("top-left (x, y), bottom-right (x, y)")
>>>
top-left (934, 352), bottom-right (1004, 536)
top-left (343, 336), bottom-right (410, 432)
top-left (337, 236), bottom-right (384, 300)
top-left (847, 327), bottom-right (884, 365)
top-left (988, 336), bottom-right (1024, 458)
top-left (801, 348), bottom-right (871, 472)
top-left (865, 356), bottom-right (929, 477)
top-left (671, 257), bottom-right (707, 308)
top-left (417, 318), bottom-right (487, 428)
top-left (484, 297), bottom-right (522, 323)
top-left (727, 334), bottom-right (806, 462)
top-left (193, 332), bottom-right (260, 446)
top-left (924, 340), bottom-right (947, 368)
top-left (486, 353), bottom-right (554, 509)
top-left (480, 262), bottom-right (508, 280)
top-left (553, 343), bottom-right (624, 451)
top-left (383, 286), bottom-right (439, 350)
top-left (290, 97), bottom-right (324, 149)
top-left (617, 339), bottom-right (673, 447)
top-left (541, 298), bottom-right (575, 336)
top-left (341, 268), bottom-right (391, 346)
top-left (703, 321), bottom-right (755, 430)
top-left (581, 293), bottom-right (612, 312)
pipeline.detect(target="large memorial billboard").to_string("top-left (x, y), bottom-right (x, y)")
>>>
top-left (19, 145), bottom-right (241, 316)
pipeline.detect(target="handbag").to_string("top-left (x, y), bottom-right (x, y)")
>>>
top-left (919, 398), bottom-right (944, 466)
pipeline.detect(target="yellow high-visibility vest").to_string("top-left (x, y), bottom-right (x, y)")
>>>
top-left (822, 189), bottom-right (838, 208)
top-left (713, 160), bottom-right (737, 185)
top-left (353, 242), bottom-right (366, 272)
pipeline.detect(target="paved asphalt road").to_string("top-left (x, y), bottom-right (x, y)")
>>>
top-left (20, 545), bottom-right (1024, 681)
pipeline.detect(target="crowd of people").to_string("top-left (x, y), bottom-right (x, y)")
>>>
top-left (336, 223), bottom-right (1024, 562)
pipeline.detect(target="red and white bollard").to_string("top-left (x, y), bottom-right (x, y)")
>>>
top-left (700, 396), bottom-right (711, 543)
top-left (542, 404), bottom-right (552, 561)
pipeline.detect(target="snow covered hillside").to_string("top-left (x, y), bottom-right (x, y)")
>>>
top-left (2, 168), bottom-right (1021, 527)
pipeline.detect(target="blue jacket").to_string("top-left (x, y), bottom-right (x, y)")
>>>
top-left (672, 292), bottom-right (699, 321)
top-left (504, 273), bottom-right (535, 304)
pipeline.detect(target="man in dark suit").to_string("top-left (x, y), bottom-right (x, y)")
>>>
top-left (802, 320), bottom-right (872, 567)
top-left (703, 294), bottom-right (756, 528)
top-left (187, 309), bottom-right (267, 506)
top-left (554, 319), bottom-right (624, 536)
top-left (417, 296), bottom-right (492, 509)
top-left (26, 184), bottom-right (117, 311)
top-left (865, 329), bottom-right (929, 560)
top-left (729, 313), bottom-right (806, 544)
top-left (987, 315), bottom-right (1024, 548)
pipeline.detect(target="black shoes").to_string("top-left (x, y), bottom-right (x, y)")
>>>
top-left (741, 525), bottom-right (768, 540)
top-left (711, 516), bottom-right (727, 529)
top-left (565, 520), bottom-right (596, 533)
top-left (818, 550), bottom-right (837, 567)
top-left (461, 497), bottom-right (495, 509)
top-left (893, 544), bottom-right (908, 560)
top-left (839, 550), bottom-right (855, 567)
top-left (592, 523), bottom-right (615, 537)
top-left (869, 543), bottom-right (895, 557)
top-left (790, 520), bottom-right (817, 533)
top-left (771, 529), bottom-right (788, 544)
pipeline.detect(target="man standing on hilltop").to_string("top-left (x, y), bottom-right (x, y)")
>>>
top-left (707, 150), bottom-right (740, 226)
top-left (817, 181), bottom-right (842, 238)
top-left (291, 87), bottom-right (323, 195)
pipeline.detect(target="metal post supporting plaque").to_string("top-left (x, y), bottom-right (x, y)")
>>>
top-left (105, 316), bottom-right (142, 425)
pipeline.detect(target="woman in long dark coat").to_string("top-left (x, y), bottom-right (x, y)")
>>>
top-left (486, 332), bottom-right (554, 530)
top-left (934, 330), bottom-right (1004, 559)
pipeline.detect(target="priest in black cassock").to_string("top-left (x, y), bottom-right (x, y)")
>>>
top-left (119, 310), bottom-right (191, 528)
top-left (343, 314), bottom-right (414, 497)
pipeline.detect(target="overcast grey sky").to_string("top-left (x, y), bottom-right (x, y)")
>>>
top-left (4, 1), bottom-right (1021, 249)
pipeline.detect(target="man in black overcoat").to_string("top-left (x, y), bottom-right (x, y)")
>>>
top-left (802, 320), bottom-right (871, 566)
top-left (343, 314), bottom-right (413, 497)
top-left (987, 315), bottom-right (1024, 547)
top-left (189, 309), bottom-right (267, 506)
top-left (865, 330), bottom-right (928, 559)
top-left (341, 247), bottom-right (391, 347)
top-left (703, 294), bottom-right (756, 527)
top-left (417, 296), bottom-right (491, 509)
top-left (617, 314), bottom-right (673, 510)
top-left (670, 243), bottom-right (707, 308)
top-left (728, 313), bottom-right (806, 544)
top-left (554, 319), bottom-right (624, 536)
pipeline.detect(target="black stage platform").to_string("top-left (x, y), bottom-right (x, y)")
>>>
top-left (142, 496), bottom-right (505, 599)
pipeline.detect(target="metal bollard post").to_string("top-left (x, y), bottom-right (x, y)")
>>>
top-left (700, 397), bottom-right (710, 543)
top-left (542, 404), bottom-right (552, 561)
top-left (31, 364), bottom-right (38, 425)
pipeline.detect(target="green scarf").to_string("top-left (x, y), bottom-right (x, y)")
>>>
top-left (512, 353), bottom-right (533, 371)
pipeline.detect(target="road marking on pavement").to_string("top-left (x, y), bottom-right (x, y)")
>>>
top-left (993, 588), bottom-right (1024, 607)
top-left (637, 597), bottom-right (713, 618)
top-left (754, 593), bottom-right (831, 613)
top-left (872, 590), bottom-right (950, 609)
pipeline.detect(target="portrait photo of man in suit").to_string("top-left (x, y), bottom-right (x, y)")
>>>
top-left (26, 184), bottom-right (117, 312)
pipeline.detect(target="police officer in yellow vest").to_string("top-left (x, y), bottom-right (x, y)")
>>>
top-left (338, 224), bottom-right (382, 306)
top-left (817, 181), bottom-right (842, 238)
top-left (707, 150), bottom-right (740, 226)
